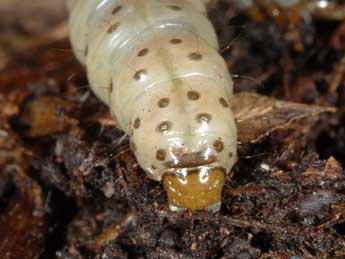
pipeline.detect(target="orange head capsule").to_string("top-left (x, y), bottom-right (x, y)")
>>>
top-left (163, 167), bottom-right (226, 211)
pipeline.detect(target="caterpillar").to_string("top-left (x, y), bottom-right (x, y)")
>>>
top-left (67, 0), bottom-right (237, 212)
top-left (66, 0), bottom-right (344, 212)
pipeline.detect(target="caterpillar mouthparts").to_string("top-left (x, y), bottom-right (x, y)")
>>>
top-left (163, 167), bottom-right (226, 211)
top-left (67, 0), bottom-right (237, 211)
top-left (149, 138), bottom-right (234, 211)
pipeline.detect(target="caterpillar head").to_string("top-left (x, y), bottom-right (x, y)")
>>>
top-left (129, 77), bottom-right (237, 211)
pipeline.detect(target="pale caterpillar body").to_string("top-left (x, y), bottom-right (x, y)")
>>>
top-left (67, 0), bottom-right (237, 211)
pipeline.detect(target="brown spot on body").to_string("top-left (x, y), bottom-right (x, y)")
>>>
top-left (107, 22), bottom-right (120, 33)
top-left (187, 90), bottom-right (200, 100)
top-left (213, 140), bottom-right (224, 153)
top-left (170, 38), bottom-right (182, 44)
top-left (133, 118), bottom-right (141, 129)
top-left (151, 165), bottom-right (157, 170)
top-left (196, 113), bottom-right (212, 123)
top-left (219, 97), bottom-right (229, 108)
top-left (134, 69), bottom-right (147, 81)
top-left (157, 98), bottom-right (170, 108)
top-left (229, 152), bottom-right (233, 158)
top-left (156, 149), bottom-right (167, 161)
top-left (112, 5), bottom-right (123, 15)
top-left (168, 5), bottom-right (182, 11)
top-left (109, 82), bottom-right (113, 93)
top-left (137, 48), bottom-right (149, 57)
top-left (84, 46), bottom-right (88, 57)
top-left (189, 52), bottom-right (202, 60)
top-left (156, 121), bottom-right (172, 133)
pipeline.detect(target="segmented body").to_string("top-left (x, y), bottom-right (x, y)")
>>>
top-left (67, 0), bottom-right (237, 211)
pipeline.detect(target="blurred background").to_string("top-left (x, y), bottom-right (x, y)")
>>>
top-left (0, 0), bottom-right (67, 68)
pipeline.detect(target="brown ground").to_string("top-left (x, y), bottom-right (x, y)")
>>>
top-left (0, 1), bottom-right (345, 259)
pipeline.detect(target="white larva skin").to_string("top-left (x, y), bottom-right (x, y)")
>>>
top-left (67, 0), bottom-right (237, 210)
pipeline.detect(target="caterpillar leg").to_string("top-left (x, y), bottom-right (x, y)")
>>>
top-left (163, 167), bottom-right (225, 211)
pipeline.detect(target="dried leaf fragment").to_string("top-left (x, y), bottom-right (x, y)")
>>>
top-left (20, 96), bottom-right (77, 137)
top-left (231, 92), bottom-right (336, 143)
